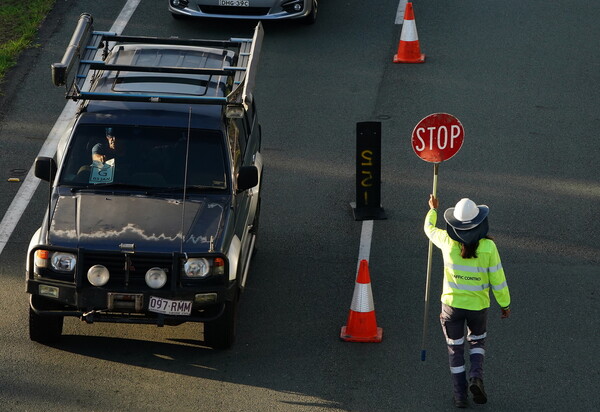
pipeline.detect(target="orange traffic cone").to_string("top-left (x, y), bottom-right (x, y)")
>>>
top-left (340, 259), bottom-right (383, 342)
top-left (393, 2), bottom-right (425, 63)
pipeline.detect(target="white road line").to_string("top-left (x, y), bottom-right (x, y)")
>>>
top-left (111, 0), bottom-right (141, 33)
top-left (395, 0), bottom-right (409, 24)
top-left (0, 0), bottom-right (141, 257)
top-left (357, 220), bottom-right (374, 274)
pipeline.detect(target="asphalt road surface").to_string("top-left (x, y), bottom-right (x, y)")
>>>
top-left (0, 1), bottom-right (598, 411)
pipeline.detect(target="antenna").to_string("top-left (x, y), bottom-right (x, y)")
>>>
top-left (179, 107), bottom-right (193, 254)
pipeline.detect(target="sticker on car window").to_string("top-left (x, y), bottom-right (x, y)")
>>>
top-left (89, 159), bottom-right (115, 183)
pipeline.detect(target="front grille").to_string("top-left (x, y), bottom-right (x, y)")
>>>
top-left (81, 251), bottom-right (174, 290)
top-left (199, 6), bottom-right (270, 16)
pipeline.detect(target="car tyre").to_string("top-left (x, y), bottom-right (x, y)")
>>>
top-left (301, 0), bottom-right (318, 25)
top-left (29, 307), bottom-right (63, 345)
top-left (204, 290), bottom-right (239, 350)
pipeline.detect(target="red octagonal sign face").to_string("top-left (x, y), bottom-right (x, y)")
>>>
top-left (411, 113), bottom-right (464, 163)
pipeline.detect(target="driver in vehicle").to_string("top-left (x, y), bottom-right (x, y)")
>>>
top-left (103, 127), bottom-right (129, 163)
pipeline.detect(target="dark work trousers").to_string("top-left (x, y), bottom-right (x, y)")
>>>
top-left (439, 303), bottom-right (488, 400)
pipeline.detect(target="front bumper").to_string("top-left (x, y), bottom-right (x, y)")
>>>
top-left (169, 0), bottom-right (312, 21)
top-left (27, 278), bottom-right (235, 325)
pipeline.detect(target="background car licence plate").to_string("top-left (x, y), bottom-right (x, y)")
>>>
top-left (219, 0), bottom-right (250, 6)
top-left (148, 296), bottom-right (192, 316)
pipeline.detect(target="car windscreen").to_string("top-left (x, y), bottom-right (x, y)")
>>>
top-left (58, 125), bottom-right (228, 191)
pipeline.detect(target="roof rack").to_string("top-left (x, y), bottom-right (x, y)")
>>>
top-left (51, 13), bottom-right (263, 111)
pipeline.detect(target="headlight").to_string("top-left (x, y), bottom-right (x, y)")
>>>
top-left (145, 267), bottom-right (167, 289)
top-left (87, 265), bottom-right (110, 287)
top-left (51, 252), bottom-right (77, 272)
top-left (182, 257), bottom-right (225, 278)
top-left (184, 258), bottom-right (210, 278)
top-left (34, 250), bottom-right (76, 272)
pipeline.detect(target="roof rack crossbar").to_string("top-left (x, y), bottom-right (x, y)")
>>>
top-left (100, 34), bottom-right (243, 48)
top-left (222, 66), bottom-right (247, 72)
top-left (88, 62), bottom-right (236, 76)
top-left (76, 92), bottom-right (227, 105)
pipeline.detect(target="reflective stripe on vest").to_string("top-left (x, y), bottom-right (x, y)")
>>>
top-left (445, 262), bottom-right (503, 274)
top-left (447, 281), bottom-right (490, 292)
top-left (491, 281), bottom-right (508, 290)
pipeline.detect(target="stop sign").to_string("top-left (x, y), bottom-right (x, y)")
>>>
top-left (411, 113), bottom-right (464, 163)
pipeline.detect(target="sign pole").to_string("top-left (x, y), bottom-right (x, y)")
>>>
top-left (410, 112), bottom-right (464, 362)
top-left (421, 162), bottom-right (439, 361)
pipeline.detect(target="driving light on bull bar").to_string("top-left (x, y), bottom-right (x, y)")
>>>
top-left (184, 258), bottom-right (210, 278)
top-left (194, 293), bottom-right (217, 304)
top-left (145, 267), bottom-right (167, 289)
top-left (39, 284), bottom-right (59, 298)
top-left (87, 265), bottom-right (110, 287)
top-left (51, 252), bottom-right (76, 272)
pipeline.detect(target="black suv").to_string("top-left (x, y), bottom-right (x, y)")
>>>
top-left (26, 14), bottom-right (264, 349)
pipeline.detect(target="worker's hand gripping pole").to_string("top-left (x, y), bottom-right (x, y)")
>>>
top-left (421, 162), bottom-right (439, 361)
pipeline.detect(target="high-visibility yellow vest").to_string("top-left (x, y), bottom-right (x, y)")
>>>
top-left (424, 209), bottom-right (511, 311)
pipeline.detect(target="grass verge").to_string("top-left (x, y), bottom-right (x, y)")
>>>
top-left (0, 0), bottom-right (56, 90)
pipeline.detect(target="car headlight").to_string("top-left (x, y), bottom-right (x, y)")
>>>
top-left (184, 258), bottom-right (210, 278)
top-left (145, 267), bottom-right (167, 289)
top-left (182, 257), bottom-right (225, 278)
top-left (51, 252), bottom-right (77, 272)
top-left (87, 265), bottom-right (110, 287)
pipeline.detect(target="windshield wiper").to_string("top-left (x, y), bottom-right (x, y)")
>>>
top-left (149, 185), bottom-right (226, 194)
top-left (69, 183), bottom-right (151, 192)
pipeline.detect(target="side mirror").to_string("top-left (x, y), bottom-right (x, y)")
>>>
top-left (237, 166), bottom-right (258, 192)
top-left (34, 157), bottom-right (57, 182)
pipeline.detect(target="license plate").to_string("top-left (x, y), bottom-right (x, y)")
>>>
top-left (218, 0), bottom-right (250, 6)
top-left (148, 296), bottom-right (192, 316)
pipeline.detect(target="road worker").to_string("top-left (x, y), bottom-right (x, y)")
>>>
top-left (424, 195), bottom-right (511, 408)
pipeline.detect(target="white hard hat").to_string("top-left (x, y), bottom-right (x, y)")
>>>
top-left (444, 198), bottom-right (489, 230)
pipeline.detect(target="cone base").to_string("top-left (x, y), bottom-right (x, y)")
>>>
top-left (340, 326), bottom-right (383, 343)
top-left (393, 53), bottom-right (425, 64)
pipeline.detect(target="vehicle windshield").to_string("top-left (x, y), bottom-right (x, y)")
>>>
top-left (58, 125), bottom-right (228, 191)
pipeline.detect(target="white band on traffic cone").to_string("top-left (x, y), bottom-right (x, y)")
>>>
top-left (350, 282), bottom-right (375, 313)
top-left (400, 19), bottom-right (418, 42)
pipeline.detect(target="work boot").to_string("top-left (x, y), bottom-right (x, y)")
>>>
top-left (469, 377), bottom-right (488, 404)
top-left (452, 371), bottom-right (468, 408)
top-left (453, 396), bottom-right (468, 408)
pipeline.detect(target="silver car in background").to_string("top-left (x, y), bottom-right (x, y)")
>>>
top-left (169, 0), bottom-right (318, 24)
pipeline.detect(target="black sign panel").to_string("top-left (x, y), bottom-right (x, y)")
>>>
top-left (352, 122), bottom-right (386, 220)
